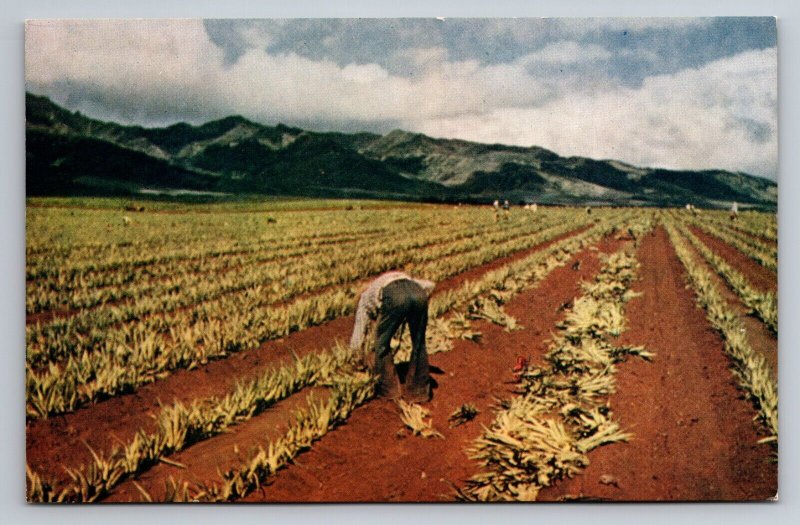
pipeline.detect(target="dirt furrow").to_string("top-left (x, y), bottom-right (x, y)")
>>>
top-left (731, 226), bottom-right (777, 248)
top-left (104, 387), bottom-right (332, 502)
top-left (537, 227), bottom-right (777, 502)
top-left (689, 226), bottom-right (776, 293)
top-left (26, 225), bottom-right (588, 483)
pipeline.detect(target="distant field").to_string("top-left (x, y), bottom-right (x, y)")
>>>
top-left (25, 198), bottom-right (777, 502)
top-left (26, 196), bottom-right (411, 213)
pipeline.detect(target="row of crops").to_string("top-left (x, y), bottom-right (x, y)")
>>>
top-left (683, 213), bottom-right (777, 272)
top-left (26, 207), bottom-right (607, 419)
top-left (458, 241), bottom-right (653, 501)
top-left (664, 218), bottom-right (777, 445)
top-left (25, 200), bottom-right (777, 502)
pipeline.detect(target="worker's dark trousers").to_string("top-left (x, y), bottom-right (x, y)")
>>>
top-left (373, 279), bottom-right (431, 400)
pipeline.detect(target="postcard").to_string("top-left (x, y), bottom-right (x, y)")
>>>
top-left (24, 18), bottom-right (777, 502)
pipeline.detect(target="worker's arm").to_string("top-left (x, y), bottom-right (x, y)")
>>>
top-left (350, 294), bottom-right (372, 351)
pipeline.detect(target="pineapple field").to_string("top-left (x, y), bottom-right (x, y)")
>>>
top-left (25, 198), bottom-right (778, 502)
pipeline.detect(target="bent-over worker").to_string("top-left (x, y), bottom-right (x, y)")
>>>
top-left (350, 271), bottom-right (436, 402)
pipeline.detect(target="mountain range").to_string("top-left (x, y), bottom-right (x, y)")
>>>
top-left (25, 93), bottom-right (777, 209)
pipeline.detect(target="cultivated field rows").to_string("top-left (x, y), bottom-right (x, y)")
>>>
top-left (28, 208), bottom-right (634, 501)
top-left (27, 210), bottom-right (598, 419)
top-left (25, 202), bottom-right (778, 503)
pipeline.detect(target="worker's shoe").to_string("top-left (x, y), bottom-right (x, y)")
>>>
top-left (376, 380), bottom-right (402, 400)
top-left (403, 385), bottom-right (431, 404)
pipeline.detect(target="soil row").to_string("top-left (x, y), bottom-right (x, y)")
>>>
top-left (681, 227), bottom-right (777, 376)
top-left (689, 226), bottom-right (776, 293)
top-left (242, 228), bottom-right (775, 502)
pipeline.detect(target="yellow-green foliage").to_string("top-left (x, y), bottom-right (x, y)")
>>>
top-left (28, 209), bottom-right (603, 419)
top-left (458, 242), bottom-right (654, 502)
top-left (397, 399), bottom-right (444, 439)
top-left (687, 215), bottom-right (777, 271)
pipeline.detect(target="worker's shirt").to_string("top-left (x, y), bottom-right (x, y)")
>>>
top-left (350, 271), bottom-right (436, 351)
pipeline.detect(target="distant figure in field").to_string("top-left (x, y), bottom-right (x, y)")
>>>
top-left (585, 206), bottom-right (592, 215)
top-left (530, 203), bottom-right (538, 214)
top-left (350, 272), bottom-right (436, 402)
top-left (493, 199), bottom-right (500, 222)
top-left (122, 216), bottom-right (131, 226)
top-left (730, 201), bottom-right (739, 221)
top-left (503, 199), bottom-right (511, 220)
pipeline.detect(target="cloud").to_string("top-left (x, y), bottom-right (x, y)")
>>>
top-left (25, 20), bottom-right (777, 179)
top-left (26, 20), bottom-right (226, 124)
top-left (559, 17), bottom-right (713, 34)
top-left (25, 20), bottom-right (554, 124)
top-left (415, 48), bottom-right (777, 179)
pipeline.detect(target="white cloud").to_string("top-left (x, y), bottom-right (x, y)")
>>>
top-left (25, 20), bottom-right (776, 179)
top-left (25, 20), bottom-right (553, 124)
top-left (416, 48), bottom-right (777, 179)
top-left (26, 20), bottom-right (226, 123)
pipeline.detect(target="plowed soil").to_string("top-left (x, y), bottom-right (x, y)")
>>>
top-left (682, 229), bottom-right (777, 376)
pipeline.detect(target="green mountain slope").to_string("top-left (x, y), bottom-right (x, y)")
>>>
top-left (25, 92), bottom-right (777, 208)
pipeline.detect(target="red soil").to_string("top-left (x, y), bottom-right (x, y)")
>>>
top-left (26, 225), bottom-right (586, 484)
top-left (26, 306), bottom-right (96, 326)
top-left (537, 228), bottom-right (776, 501)
top-left (104, 387), bottom-right (333, 503)
top-left (689, 226), bottom-right (776, 293)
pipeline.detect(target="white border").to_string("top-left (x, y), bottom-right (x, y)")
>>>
top-left (3, 2), bottom-right (797, 524)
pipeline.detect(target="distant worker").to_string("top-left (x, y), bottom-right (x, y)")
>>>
top-left (730, 201), bottom-right (739, 221)
top-left (503, 199), bottom-right (511, 220)
top-left (585, 206), bottom-right (592, 215)
top-left (350, 272), bottom-right (436, 402)
top-left (530, 203), bottom-right (538, 214)
top-left (493, 199), bottom-right (500, 222)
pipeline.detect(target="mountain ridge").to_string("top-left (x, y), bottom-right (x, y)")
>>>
top-left (25, 93), bottom-right (777, 209)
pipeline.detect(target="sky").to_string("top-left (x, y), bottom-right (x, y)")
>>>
top-left (25, 18), bottom-right (777, 180)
